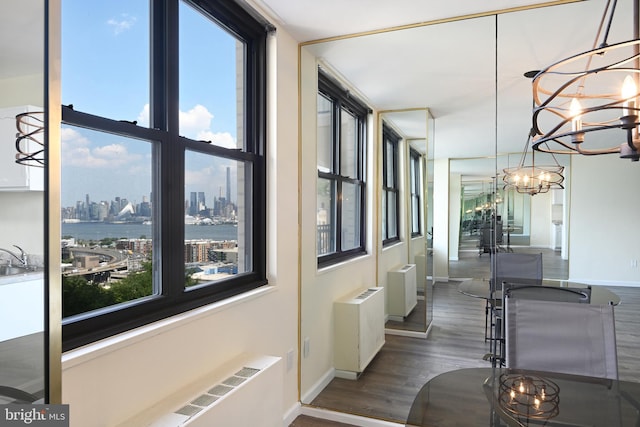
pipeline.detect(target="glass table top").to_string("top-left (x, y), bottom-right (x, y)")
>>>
top-left (406, 367), bottom-right (640, 427)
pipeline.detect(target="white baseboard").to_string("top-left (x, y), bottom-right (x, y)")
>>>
top-left (283, 402), bottom-right (302, 427)
top-left (301, 366), bottom-right (334, 404)
top-left (300, 406), bottom-right (404, 427)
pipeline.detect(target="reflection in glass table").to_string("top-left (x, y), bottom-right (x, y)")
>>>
top-left (406, 367), bottom-right (640, 427)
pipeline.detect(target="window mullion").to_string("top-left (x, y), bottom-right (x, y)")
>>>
top-left (153, 0), bottom-right (184, 297)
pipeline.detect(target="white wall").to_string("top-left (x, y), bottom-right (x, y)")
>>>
top-left (432, 159), bottom-right (449, 280)
top-left (61, 14), bottom-right (301, 427)
top-left (529, 191), bottom-right (552, 248)
top-left (448, 172), bottom-right (461, 261)
top-left (569, 155), bottom-right (640, 286)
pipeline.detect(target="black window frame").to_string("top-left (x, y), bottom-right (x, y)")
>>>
top-left (317, 70), bottom-right (369, 267)
top-left (409, 148), bottom-right (422, 237)
top-left (382, 123), bottom-right (400, 246)
top-left (61, 0), bottom-right (270, 351)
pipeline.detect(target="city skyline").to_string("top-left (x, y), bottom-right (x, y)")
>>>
top-left (61, 188), bottom-right (237, 223)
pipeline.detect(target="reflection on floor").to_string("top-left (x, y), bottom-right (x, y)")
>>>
top-left (0, 332), bottom-right (44, 403)
top-left (451, 233), bottom-right (569, 280)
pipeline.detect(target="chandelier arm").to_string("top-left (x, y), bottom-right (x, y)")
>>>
top-left (627, 128), bottom-right (637, 151)
top-left (599, 0), bottom-right (617, 48)
top-left (532, 137), bottom-right (580, 153)
top-left (574, 0), bottom-right (613, 96)
top-left (538, 66), bottom-right (640, 102)
top-left (575, 143), bottom-right (621, 155)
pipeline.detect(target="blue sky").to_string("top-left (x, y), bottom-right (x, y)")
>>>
top-left (61, 0), bottom-right (240, 208)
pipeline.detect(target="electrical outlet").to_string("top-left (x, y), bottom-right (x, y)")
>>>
top-left (632, 259), bottom-right (638, 268)
top-left (303, 337), bottom-right (310, 358)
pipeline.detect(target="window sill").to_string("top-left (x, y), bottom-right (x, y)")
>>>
top-left (316, 252), bottom-right (371, 275)
top-left (62, 284), bottom-right (276, 370)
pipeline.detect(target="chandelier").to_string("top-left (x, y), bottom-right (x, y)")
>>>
top-left (531, 0), bottom-right (640, 161)
top-left (503, 128), bottom-right (565, 195)
top-left (15, 111), bottom-right (45, 167)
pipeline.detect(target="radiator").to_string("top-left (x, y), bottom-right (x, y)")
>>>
top-left (387, 264), bottom-right (417, 319)
top-left (126, 355), bottom-right (282, 427)
top-left (333, 287), bottom-right (385, 379)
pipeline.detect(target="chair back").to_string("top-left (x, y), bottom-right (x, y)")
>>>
top-left (505, 298), bottom-right (618, 379)
top-left (492, 252), bottom-right (543, 292)
top-left (503, 283), bottom-right (591, 303)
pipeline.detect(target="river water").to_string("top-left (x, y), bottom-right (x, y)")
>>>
top-left (62, 222), bottom-right (238, 242)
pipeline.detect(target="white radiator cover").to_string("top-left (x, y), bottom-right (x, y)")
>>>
top-left (333, 287), bottom-right (385, 378)
top-left (414, 254), bottom-right (427, 294)
top-left (120, 354), bottom-right (282, 427)
top-left (387, 264), bottom-right (417, 318)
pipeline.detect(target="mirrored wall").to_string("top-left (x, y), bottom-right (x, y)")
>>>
top-left (298, 1), bottom-right (596, 422)
top-left (379, 109), bottom-right (434, 335)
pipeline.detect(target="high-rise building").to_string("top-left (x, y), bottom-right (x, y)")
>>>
top-left (189, 192), bottom-right (197, 216)
top-left (198, 191), bottom-right (206, 212)
top-left (226, 166), bottom-right (231, 205)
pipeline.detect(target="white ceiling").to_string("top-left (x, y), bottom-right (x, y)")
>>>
top-left (256, 0), bottom-right (637, 177)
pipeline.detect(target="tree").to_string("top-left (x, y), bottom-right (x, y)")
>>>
top-left (109, 262), bottom-right (153, 302)
top-left (62, 275), bottom-right (116, 317)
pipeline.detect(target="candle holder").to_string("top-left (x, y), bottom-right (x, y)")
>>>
top-left (498, 373), bottom-right (560, 422)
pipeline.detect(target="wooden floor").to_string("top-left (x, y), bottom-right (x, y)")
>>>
top-left (291, 244), bottom-right (640, 425)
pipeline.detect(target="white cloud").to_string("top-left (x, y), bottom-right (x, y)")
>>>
top-left (61, 127), bottom-right (142, 168)
top-left (196, 130), bottom-right (237, 149)
top-left (137, 104), bottom-right (150, 127)
top-left (179, 104), bottom-right (214, 138)
top-left (107, 14), bottom-right (137, 35)
top-left (136, 103), bottom-right (237, 148)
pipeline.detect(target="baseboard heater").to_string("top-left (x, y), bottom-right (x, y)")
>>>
top-left (334, 287), bottom-right (385, 379)
top-left (119, 354), bottom-right (282, 427)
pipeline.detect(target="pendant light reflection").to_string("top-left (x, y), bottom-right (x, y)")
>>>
top-left (503, 128), bottom-right (565, 195)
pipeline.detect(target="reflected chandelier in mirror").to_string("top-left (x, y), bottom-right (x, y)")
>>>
top-left (15, 111), bottom-right (44, 167)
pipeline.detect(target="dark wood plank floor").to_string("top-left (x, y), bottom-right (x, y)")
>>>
top-left (292, 282), bottom-right (640, 425)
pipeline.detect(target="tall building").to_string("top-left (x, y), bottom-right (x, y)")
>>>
top-left (189, 191), bottom-right (197, 216)
top-left (226, 166), bottom-right (231, 204)
top-left (198, 191), bottom-right (206, 212)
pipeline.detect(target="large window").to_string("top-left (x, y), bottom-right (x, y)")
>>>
top-left (316, 70), bottom-right (368, 266)
top-left (60, 0), bottom-right (269, 350)
top-left (382, 123), bottom-right (400, 245)
top-left (410, 148), bottom-right (422, 237)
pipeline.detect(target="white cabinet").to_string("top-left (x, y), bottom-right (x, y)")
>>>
top-left (0, 105), bottom-right (44, 191)
top-left (0, 275), bottom-right (44, 342)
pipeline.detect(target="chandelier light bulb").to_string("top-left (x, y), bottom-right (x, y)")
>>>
top-left (570, 98), bottom-right (583, 132)
top-left (622, 75), bottom-right (637, 117)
